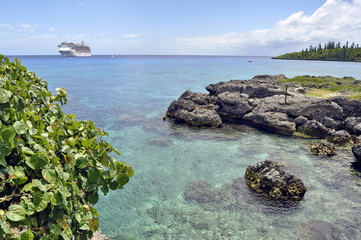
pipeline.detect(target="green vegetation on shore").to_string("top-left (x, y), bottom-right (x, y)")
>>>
top-left (273, 41), bottom-right (361, 62)
top-left (278, 75), bottom-right (361, 100)
top-left (0, 55), bottom-right (133, 239)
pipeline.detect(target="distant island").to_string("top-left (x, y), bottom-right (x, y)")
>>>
top-left (273, 41), bottom-right (361, 62)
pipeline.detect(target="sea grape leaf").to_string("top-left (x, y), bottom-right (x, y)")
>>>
top-left (0, 218), bottom-right (11, 234)
top-left (116, 174), bottom-right (129, 188)
top-left (0, 126), bottom-right (16, 166)
top-left (88, 218), bottom-right (99, 232)
top-left (0, 126), bottom-right (16, 143)
top-left (0, 88), bottom-right (12, 104)
top-left (0, 145), bottom-right (11, 167)
top-left (20, 229), bottom-right (34, 240)
top-left (88, 169), bottom-right (100, 183)
top-left (127, 167), bottom-right (135, 177)
top-left (6, 204), bottom-right (26, 222)
top-left (13, 120), bottom-right (28, 135)
top-left (26, 153), bottom-right (49, 170)
top-left (33, 192), bottom-right (48, 212)
top-left (50, 223), bottom-right (62, 236)
top-left (42, 168), bottom-right (57, 183)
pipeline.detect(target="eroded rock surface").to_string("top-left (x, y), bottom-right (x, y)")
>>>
top-left (166, 75), bottom-right (361, 141)
top-left (244, 160), bottom-right (306, 201)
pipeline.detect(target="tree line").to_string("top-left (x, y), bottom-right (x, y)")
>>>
top-left (273, 41), bottom-right (361, 62)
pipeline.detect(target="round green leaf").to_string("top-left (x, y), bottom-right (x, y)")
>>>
top-left (26, 153), bottom-right (49, 170)
top-left (33, 192), bottom-right (48, 212)
top-left (13, 121), bottom-right (28, 135)
top-left (0, 88), bottom-right (12, 104)
top-left (6, 204), bottom-right (26, 222)
top-left (20, 229), bottom-right (34, 240)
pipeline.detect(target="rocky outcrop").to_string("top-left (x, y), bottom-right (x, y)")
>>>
top-left (165, 75), bottom-right (361, 140)
top-left (244, 160), bottom-right (306, 201)
top-left (166, 90), bottom-right (221, 127)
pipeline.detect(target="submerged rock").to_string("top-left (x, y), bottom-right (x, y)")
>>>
top-left (183, 180), bottom-right (223, 204)
top-left (310, 140), bottom-right (336, 156)
top-left (244, 160), bottom-right (306, 201)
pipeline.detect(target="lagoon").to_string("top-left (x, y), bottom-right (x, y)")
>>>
top-left (15, 55), bottom-right (361, 239)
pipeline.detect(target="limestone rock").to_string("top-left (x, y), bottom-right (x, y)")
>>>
top-left (294, 115), bottom-right (308, 126)
top-left (344, 117), bottom-right (361, 134)
top-left (310, 140), bottom-right (336, 156)
top-left (298, 120), bottom-right (330, 138)
top-left (174, 107), bottom-right (222, 128)
top-left (244, 160), bottom-right (306, 201)
top-left (352, 144), bottom-right (361, 163)
top-left (327, 130), bottom-right (353, 145)
top-left (243, 111), bottom-right (296, 135)
top-left (299, 100), bottom-right (344, 122)
top-left (216, 92), bottom-right (253, 121)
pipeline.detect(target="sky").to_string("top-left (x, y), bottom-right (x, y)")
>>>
top-left (0, 0), bottom-right (360, 56)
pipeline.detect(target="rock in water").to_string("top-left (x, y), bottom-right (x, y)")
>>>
top-left (310, 140), bottom-right (336, 156)
top-left (244, 160), bottom-right (306, 201)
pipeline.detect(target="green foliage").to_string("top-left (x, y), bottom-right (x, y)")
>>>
top-left (0, 55), bottom-right (133, 239)
top-left (273, 41), bottom-right (361, 62)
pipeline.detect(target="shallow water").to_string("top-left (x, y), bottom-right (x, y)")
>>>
top-left (15, 55), bottom-right (361, 239)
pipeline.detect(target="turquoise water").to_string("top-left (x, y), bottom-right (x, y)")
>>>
top-left (14, 55), bottom-right (361, 239)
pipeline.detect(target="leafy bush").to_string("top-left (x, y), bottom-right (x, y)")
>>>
top-left (0, 55), bottom-right (133, 239)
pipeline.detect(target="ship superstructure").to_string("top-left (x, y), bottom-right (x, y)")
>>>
top-left (58, 41), bottom-right (91, 57)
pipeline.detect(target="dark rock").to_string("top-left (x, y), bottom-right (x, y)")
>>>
top-left (322, 117), bottom-right (339, 129)
top-left (298, 100), bottom-right (344, 122)
top-left (216, 92), bottom-right (253, 121)
top-left (166, 90), bottom-right (221, 127)
top-left (243, 111), bottom-right (296, 135)
top-left (166, 99), bottom-right (195, 117)
top-left (352, 144), bottom-right (361, 162)
top-left (174, 107), bottom-right (222, 128)
top-left (298, 120), bottom-right (330, 138)
top-left (244, 160), bottom-right (306, 201)
top-left (327, 130), bottom-right (353, 145)
top-left (330, 97), bottom-right (361, 117)
top-left (344, 117), bottom-right (361, 134)
top-left (353, 123), bottom-right (361, 135)
top-left (310, 140), bottom-right (336, 156)
top-left (294, 116), bottom-right (308, 126)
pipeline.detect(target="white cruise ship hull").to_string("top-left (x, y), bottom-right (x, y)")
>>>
top-left (59, 49), bottom-right (92, 57)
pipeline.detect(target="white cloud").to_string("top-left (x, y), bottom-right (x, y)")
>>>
top-left (122, 33), bottom-right (139, 39)
top-left (64, 34), bottom-right (90, 41)
top-left (0, 24), bottom-right (14, 30)
top-left (49, 27), bottom-right (56, 31)
top-left (16, 23), bottom-right (38, 31)
top-left (0, 23), bottom-right (38, 31)
top-left (175, 0), bottom-right (361, 55)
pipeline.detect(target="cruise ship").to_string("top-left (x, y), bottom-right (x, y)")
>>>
top-left (58, 41), bottom-right (91, 57)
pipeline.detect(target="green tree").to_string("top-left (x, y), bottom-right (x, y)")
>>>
top-left (0, 55), bottom-right (133, 239)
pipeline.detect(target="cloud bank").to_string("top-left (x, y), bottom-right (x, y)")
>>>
top-left (176, 0), bottom-right (361, 55)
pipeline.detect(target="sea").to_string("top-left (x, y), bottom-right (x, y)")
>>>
top-left (10, 55), bottom-right (361, 239)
